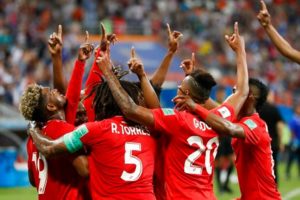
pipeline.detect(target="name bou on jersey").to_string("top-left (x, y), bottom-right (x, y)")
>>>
top-left (111, 122), bottom-right (150, 136)
top-left (193, 118), bottom-right (212, 131)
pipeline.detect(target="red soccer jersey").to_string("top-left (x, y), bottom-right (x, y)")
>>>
top-left (232, 113), bottom-right (281, 200)
top-left (77, 116), bottom-right (156, 199)
top-left (151, 103), bottom-right (235, 200)
top-left (27, 120), bottom-right (82, 200)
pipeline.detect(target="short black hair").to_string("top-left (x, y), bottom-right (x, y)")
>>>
top-left (92, 80), bottom-right (143, 121)
top-left (249, 78), bottom-right (269, 111)
top-left (188, 69), bottom-right (216, 103)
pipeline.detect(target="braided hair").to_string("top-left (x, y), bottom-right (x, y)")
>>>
top-left (89, 80), bottom-right (143, 121)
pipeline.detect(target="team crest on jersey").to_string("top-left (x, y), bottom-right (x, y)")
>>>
top-left (217, 106), bottom-right (231, 118)
top-left (162, 108), bottom-right (175, 116)
top-left (244, 119), bottom-right (257, 130)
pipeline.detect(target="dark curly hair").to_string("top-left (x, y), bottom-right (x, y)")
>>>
top-left (249, 78), bottom-right (269, 111)
top-left (188, 69), bottom-right (217, 103)
top-left (90, 80), bottom-right (143, 121)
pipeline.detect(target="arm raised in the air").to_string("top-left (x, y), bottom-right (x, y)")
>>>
top-left (257, 0), bottom-right (300, 64)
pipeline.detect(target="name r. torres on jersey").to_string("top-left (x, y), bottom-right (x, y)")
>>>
top-left (111, 122), bottom-right (151, 136)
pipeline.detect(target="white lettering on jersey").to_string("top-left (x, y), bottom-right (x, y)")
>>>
top-left (193, 118), bottom-right (212, 131)
top-left (111, 123), bottom-right (150, 136)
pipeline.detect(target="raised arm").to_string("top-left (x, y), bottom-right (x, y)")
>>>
top-left (65, 31), bottom-right (94, 124)
top-left (129, 47), bottom-right (160, 108)
top-left (84, 24), bottom-right (117, 121)
top-left (257, 0), bottom-right (300, 64)
top-left (223, 22), bottom-right (249, 117)
top-left (96, 52), bottom-right (154, 127)
top-left (150, 24), bottom-right (182, 88)
top-left (48, 25), bottom-right (65, 94)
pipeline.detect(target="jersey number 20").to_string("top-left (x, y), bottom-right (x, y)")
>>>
top-left (121, 142), bottom-right (142, 181)
top-left (184, 136), bottom-right (219, 175)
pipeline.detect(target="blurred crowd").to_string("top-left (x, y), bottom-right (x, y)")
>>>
top-left (1, 0), bottom-right (300, 108)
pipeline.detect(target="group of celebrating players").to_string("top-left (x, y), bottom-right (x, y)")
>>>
top-left (19, 1), bottom-right (300, 199)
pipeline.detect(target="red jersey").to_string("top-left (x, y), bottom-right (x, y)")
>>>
top-left (77, 116), bottom-right (156, 199)
top-left (232, 113), bottom-right (281, 200)
top-left (151, 103), bottom-right (235, 200)
top-left (27, 120), bottom-right (82, 200)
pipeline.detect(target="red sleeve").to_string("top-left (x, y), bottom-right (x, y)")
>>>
top-left (65, 60), bottom-right (85, 125)
top-left (238, 118), bottom-right (261, 145)
top-left (151, 108), bottom-right (182, 136)
top-left (211, 103), bottom-right (236, 121)
top-left (84, 49), bottom-right (103, 122)
top-left (79, 122), bottom-right (105, 147)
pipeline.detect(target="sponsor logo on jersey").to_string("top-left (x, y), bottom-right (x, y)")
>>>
top-left (217, 106), bottom-right (231, 119)
top-left (162, 108), bottom-right (175, 116)
top-left (243, 119), bottom-right (257, 130)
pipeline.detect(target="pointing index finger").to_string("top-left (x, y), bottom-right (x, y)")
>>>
top-left (166, 23), bottom-right (172, 38)
top-left (57, 25), bottom-right (62, 38)
top-left (85, 31), bottom-right (89, 43)
top-left (100, 23), bottom-right (106, 40)
top-left (192, 52), bottom-right (195, 66)
top-left (131, 46), bottom-right (136, 58)
top-left (260, 0), bottom-right (267, 11)
top-left (234, 22), bottom-right (239, 35)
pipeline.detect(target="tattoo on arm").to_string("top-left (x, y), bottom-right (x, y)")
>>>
top-left (30, 129), bottom-right (68, 158)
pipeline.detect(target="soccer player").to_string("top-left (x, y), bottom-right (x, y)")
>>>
top-left (95, 22), bottom-right (248, 199)
top-left (257, 0), bottom-right (300, 64)
top-left (175, 78), bottom-right (282, 200)
top-left (20, 32), bottom-right (94, 200)
top-left (28, 80), bottom-right (157, 200)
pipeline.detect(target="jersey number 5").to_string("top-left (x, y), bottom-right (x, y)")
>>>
top-left (32, 152), bottom-right (48, 194)
top-left (121, 142), bottom-right (142, 182)
top-left (184, 136), bottom-right (219, 175)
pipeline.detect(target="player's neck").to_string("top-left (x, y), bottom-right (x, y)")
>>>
top-left (47, 111), bottom-right (65, 121)
top-left (238, 107), bottom-right (256, 120)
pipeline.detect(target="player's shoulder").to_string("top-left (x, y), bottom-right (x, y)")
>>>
top-left (240, 114), bottom-right (268, 134)
top-left (43, 120), bottom-right (75, 138)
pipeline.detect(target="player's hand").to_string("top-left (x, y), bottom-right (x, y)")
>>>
top-left (180, 52), bottom-right (196, 76)
top-left (128, 47), bottom-right (145, 78)
top-left (96, 51), bottom-right (112, 73)
top-left (172, 95), bottom-right (196, 112)
top-left (48, 25), bottom-right (63, 56)
top-left (167, 23), bottom-right (183, 53)
top-left (225, 22), bottom-right (245, 53)
top-left (257, 0), bottom-right (271, 28)
top-left (78, 31), bottom-right (94, 61)
top-left (99, 23), bottom-right (117, 52)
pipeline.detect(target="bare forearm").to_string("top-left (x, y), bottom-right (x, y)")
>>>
top-left (194, 105), bottom-right (245, 138)
top-left (103, 68), bottom-right (138, 117)
top-left (265, 24), bottom-right (300, 64)
top-left (236, 50), bottom-right (248, 96)
top-left (139, 74), bottom-right (160, 108)
top-left (151, 51), bottom-right (174, 87)
top-left (52, 54), bottom-right (66, 94)
top-left (30, 130), bottom-right (67, 157)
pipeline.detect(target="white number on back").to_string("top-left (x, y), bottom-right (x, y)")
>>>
top-left (184, 136), bottom-right (219, 175)
top-left (121, 142), bottom-right (142, 181)
top-left (32, 152), bottom-right (48, 194)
